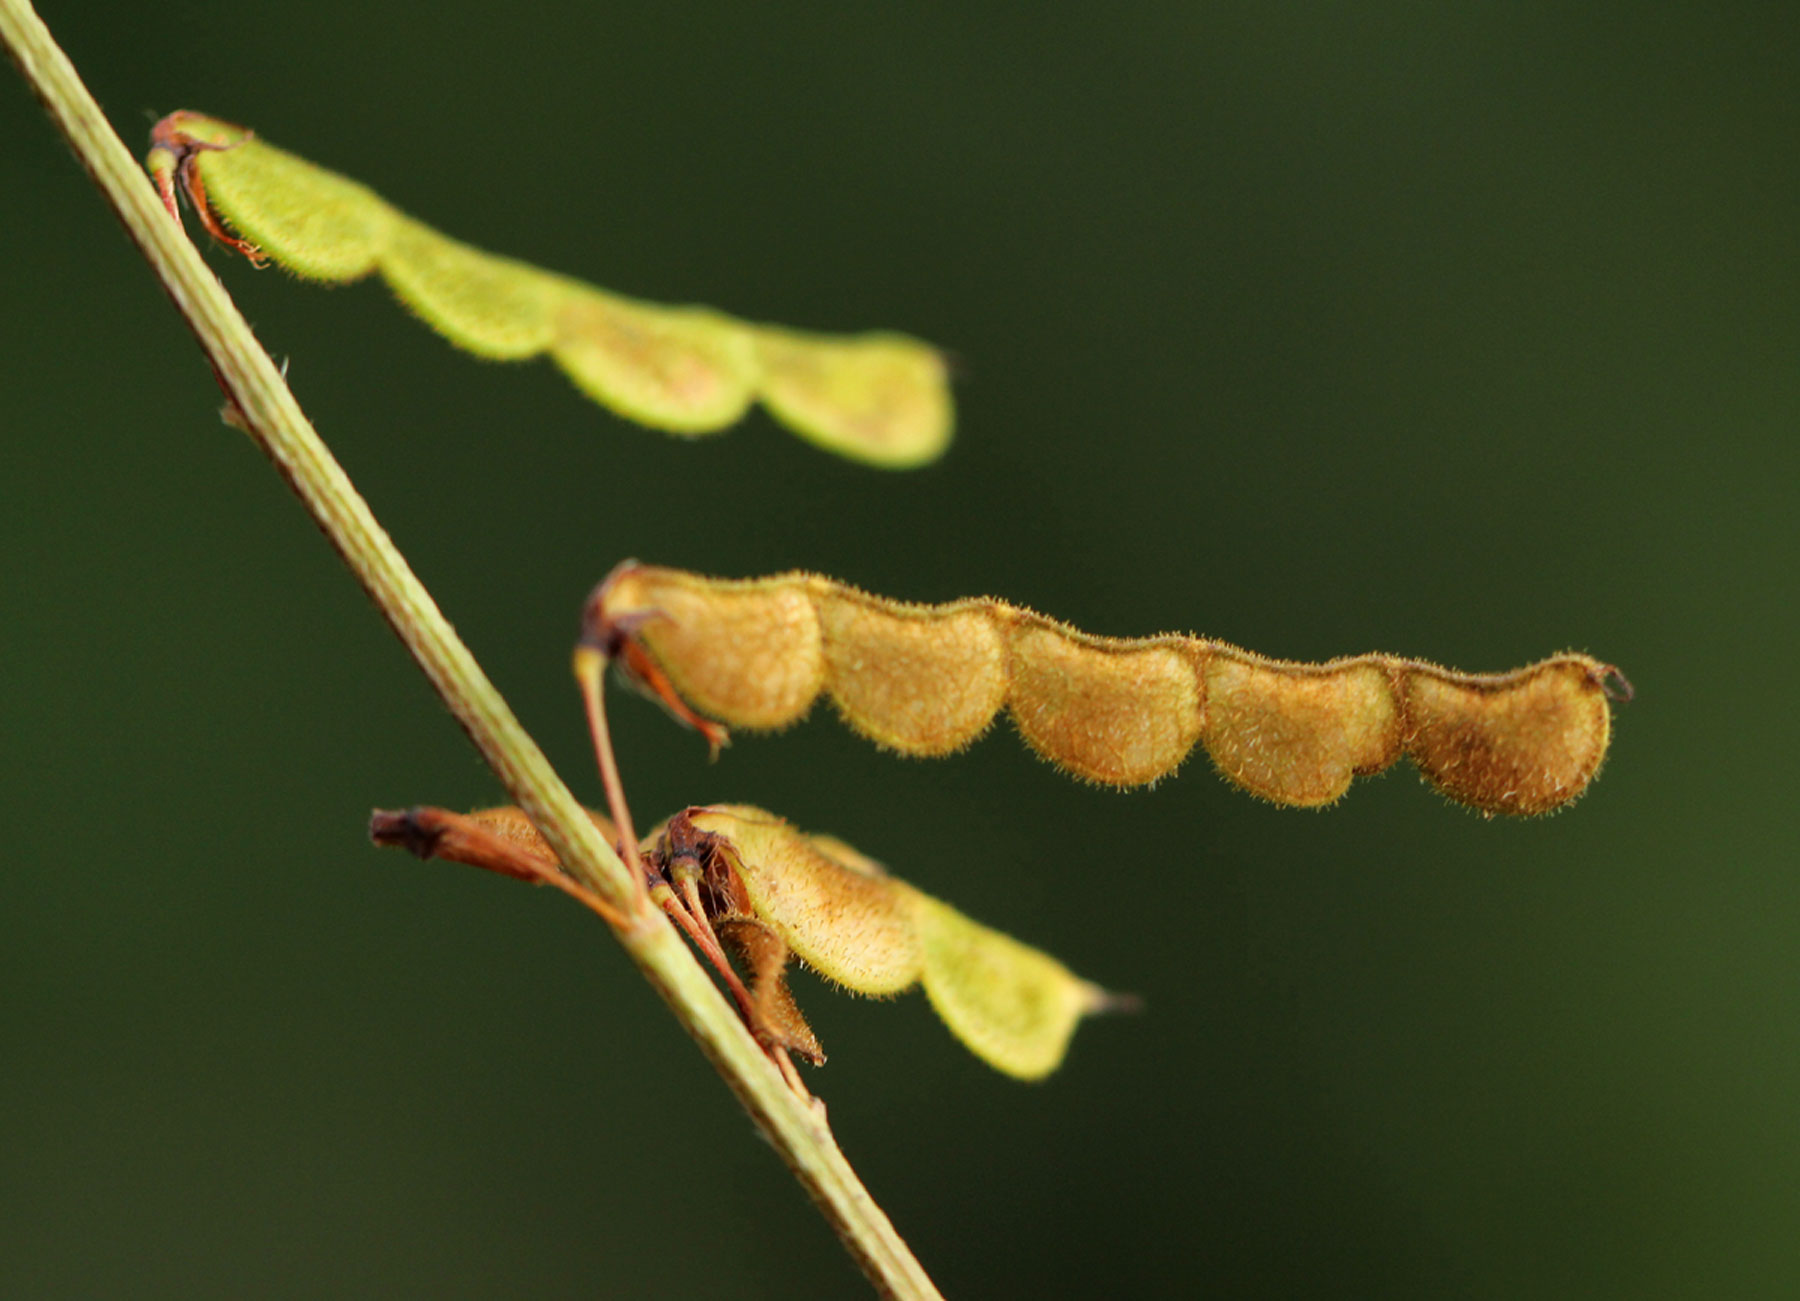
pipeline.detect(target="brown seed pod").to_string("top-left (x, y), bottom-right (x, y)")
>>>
top-left (585, 563), bottom-right (1631, 816)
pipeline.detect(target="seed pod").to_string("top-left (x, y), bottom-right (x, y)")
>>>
top-left (586, 563), bottom-right (1631, 816)
top-left (671, 805), bottom-right (1118, 1081)
top-left (373, 803), bottom-right (1118, 1079)
top-left (146, 112), bottom-right (952, 466)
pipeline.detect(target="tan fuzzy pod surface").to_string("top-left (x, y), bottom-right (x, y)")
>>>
top-left (817, 592), bottom-right (1009, 755)
top-left (1405, 658), bottom-right (1615, 815)
top-left (1007, 625), bottom-right (1203, 786)
top-left (588, 563), bottom-right (1627, 815)
top-left (689, 808), bottom-right (923, 996)
top-left (612, 569), bottom-right (824, 730)
top-left (1201, 656), bottom-right (1404, 806)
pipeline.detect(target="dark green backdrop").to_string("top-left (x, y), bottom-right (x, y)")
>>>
top-left (5, 3), bottom-right (1796, 1296)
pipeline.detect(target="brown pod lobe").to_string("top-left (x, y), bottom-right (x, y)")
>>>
top-left (1201, 655), bottom-right (1404, 806)
top-left (1404, 658), bottom-right (1614, 815)
top-left (1007, 622), bottom-right (1203, 786)
top-left (817, 591), bottom-right (1009, 755)
top-left (613, 567), bottom-right (824, 729)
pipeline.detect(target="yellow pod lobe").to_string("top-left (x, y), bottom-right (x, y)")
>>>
top-left (192, 122), bottom-right (391, 282)
top-left (754, 328), bottom-right (954, 469)
top-left (609, 568), bottom-right (824, 730)
top-left (1200, 655), bottom-right (1403, 806)
top-left (551, 287), bottom-right (759, 433)
top-left (689, 807), bottom-right (922, 995)
top-left (817, 592), bottom-right (1009, 755)
top-left (382, 217), bottom-right (561, 360)
top-left (905, 887), bottom-right (1107, 1080)
top-left (1008, 623), bottom-right (1202, 786)
top-left (1405, 658), bottom-right (1614, 815)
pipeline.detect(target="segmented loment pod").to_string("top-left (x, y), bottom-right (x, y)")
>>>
top-left (147, 112), bottom-right (952, 466)
top-left (372, 803), bottom-right (1119, 1079)
top-left (587, 563), bottom-right (1631, 816)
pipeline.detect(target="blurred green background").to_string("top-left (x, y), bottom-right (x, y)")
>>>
top-left (4, 2), bottom-right (1795, 1296)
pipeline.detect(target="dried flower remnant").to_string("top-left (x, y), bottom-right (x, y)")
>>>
top-left (585, 563), bottom-right (1632, 817)
top-left (146, 112), bottom-right (952, 467)
top-left (370, 804), bottom-right (1119, 1081)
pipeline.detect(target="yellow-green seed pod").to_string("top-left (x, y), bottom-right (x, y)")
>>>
top-left (682, 806), bottom-right (1114, 1077)
top-left (147, 112), bottom-right (952, 467)
top-left (904, 887), bottom-right (1112, 1081)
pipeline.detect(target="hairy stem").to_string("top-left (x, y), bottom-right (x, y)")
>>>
top-left (0, 4), bottom-right (940, 1296)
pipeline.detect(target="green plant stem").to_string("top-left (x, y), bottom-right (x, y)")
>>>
top-left (0, 4), bottom-right (941, 1297)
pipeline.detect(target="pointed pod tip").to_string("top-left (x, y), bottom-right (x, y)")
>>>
top-left (1599, 663), bottom-right (1636, 702)
top-left (1085, 985), bottom-right (1142, 1017)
